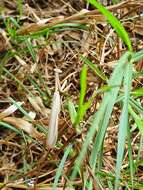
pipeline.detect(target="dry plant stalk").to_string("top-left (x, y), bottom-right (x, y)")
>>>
top-left (47, 68), bottom-right (62, 148)
top-left (17, 0), bottom-right (141, 35)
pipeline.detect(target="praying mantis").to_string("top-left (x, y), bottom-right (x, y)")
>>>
top-left (47, 68), bottom-right (74, 147)
top-left (47, 68), bottom-right (62, 148)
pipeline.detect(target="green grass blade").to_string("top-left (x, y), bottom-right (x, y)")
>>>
top-left (81, 85), bottom-right (113, 120)
top-left (2, 67), bottom-right (32, 96)
top-left (17, 0), bottom-right (23, 16)
top-left (8, 97), bottom-right (33, 121)
top-left (74, 64), bottom-right (87, 125)
top-left (51, 23), bottom-right (88, 30)
top-left (115, 60), bottom-right (133, 189)
top-left (79, 64), bottom-right (87, 106)
top-left (133, 71), bottom-right (143, 79)
top-left (129, 106), bottom-right (143, 136)
top-left (52, 144), bottom-right (72, 190)
top-left (87, 0), bottom-right (132, 51)
top-left (135, 119), bottom-right (143, 136)
top-left (136, 136), bottom-right (143, 167)
top-left (80, 55), bottom-right (108, 81)
top-left (129, 97), bottom-right (143, 115)
top-left (71, 51), bottom-right (131, 180)
top-left (131, 87), bottom-right (143, 97)
top-left (90, 52), bottom-right (131, 168)
top-left (127, 124), bottom-right (135, 189)
top-left (25, 38), bottom-right (37, 62)
top-left (132, 49), bottom-right (143, 62)
top-left (68, 100), bottom-right (77, 124)
top-left (0, 121), bottom-right (22, 134)
top-left (28, 76), bottom-right (45, 96)
top-left (9, 17), bottom-right (20, 28)
top-left (4, 18), bottom-right (17, 38)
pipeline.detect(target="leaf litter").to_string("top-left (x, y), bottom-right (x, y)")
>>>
top-left (0, 0), bottom-right (143, 189)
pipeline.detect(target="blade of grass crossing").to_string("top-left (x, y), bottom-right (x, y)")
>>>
top-left (52, 144), bottom-right (72, 190)
top-left (129, 97), bottom-right (143, 116)
top-left (136, 136), bottom-right (143, 166)
top-left (71, 95), bottom-right (108, 180)
top-left (129, 105), bottom-right (143, 136)
top-left (80, 55), bottom-right (108, 81)
top-left (90, 52), bottom-right (131, 168)
top-left (25, 38), bottom-right (37, 62)
top-left (86, 52), bottom-right (132, 190)
top-left (71, 52), bottom-right (131, 181)
top-left (0, 121), bottom-right (22, 134)
top-left (115, 60), bottom-right (133, 189)
top-left (2, 67), bottom-right (33, 96)
top-left (127, 124), bottom-right (135, 189)
top-left (8, 97), bottom-right (33, 121)
top-left (87, 0), bottom-right (132, 51)
top-left (132, 49), bottom-right (143, 62)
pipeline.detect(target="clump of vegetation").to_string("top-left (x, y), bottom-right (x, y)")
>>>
top-left (0, 0), bottom-right (143, 189)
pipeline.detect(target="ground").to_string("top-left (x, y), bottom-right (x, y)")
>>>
top-left (0, 0), bottom-right (143, 189)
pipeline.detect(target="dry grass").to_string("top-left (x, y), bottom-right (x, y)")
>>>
top-left (0, 0), bottom-right (143, 189)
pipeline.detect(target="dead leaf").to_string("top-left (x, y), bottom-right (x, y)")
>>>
top-left (3, 117), bottom-right (43, 140)
top-left (0, 102), bottom-right (23, 119)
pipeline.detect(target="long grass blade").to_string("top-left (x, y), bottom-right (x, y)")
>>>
top-left (90, 52), bottom-right (131, 168)
top-left (74, 64), bottom-right (87, 125)
top-left (71, 51), bottom-right (131, 180)
top-left (87, 0), bottom-right (132, 51)
top-left (52, 144), bottom-right (72, 190)
top-left (80, 55), bottom-right (108, 81)
top-left (115, 60), bottom-right (133, 189)
top-left (68, 100), bottom-right (77, 124)
top-left (127, 124), bottom-right (135, 189)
